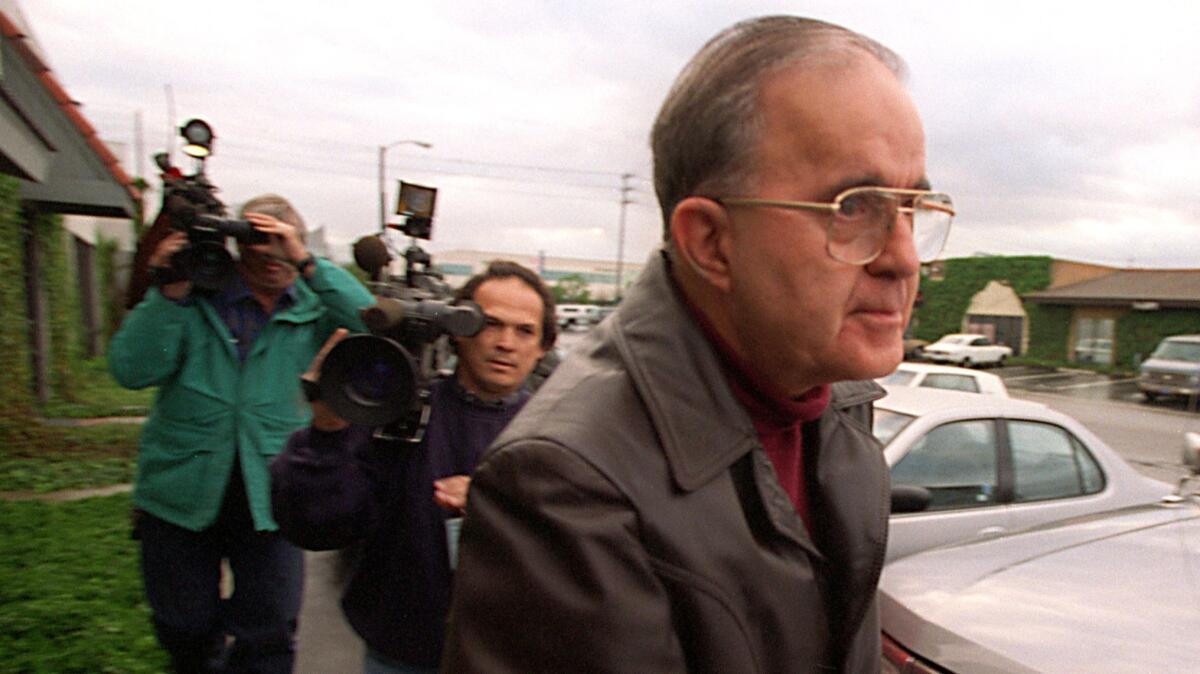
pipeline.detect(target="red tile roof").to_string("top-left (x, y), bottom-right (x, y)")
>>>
top-left (0, 9), bottom-right (140, 203)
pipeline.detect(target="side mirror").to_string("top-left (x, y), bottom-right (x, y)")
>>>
top-left (891, 485), bottom-right (932, 514)
top-left (1184, 432), bottom-right (1200, 475)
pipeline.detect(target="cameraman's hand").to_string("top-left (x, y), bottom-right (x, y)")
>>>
top-left (304, 328), bottom-right (351, 432)
top-left (433, 475), bottom-right (471, 514)
top-left (244, 212), bottom-right (309, 268)
top-left (148, 231), bottom-right (191, 300)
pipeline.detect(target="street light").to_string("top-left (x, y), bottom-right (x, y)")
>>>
top-left (378, 139), bottom-right (433, 230)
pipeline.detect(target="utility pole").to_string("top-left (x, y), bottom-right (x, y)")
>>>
top-left (134, 110), bottom-right (145, 233)
top-left (614, 173), bottom-right (633, 301)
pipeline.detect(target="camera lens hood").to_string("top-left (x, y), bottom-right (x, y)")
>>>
top-left (318, 334), bottom-right (419, 426)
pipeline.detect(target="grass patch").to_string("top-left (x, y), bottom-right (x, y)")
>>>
top-left (0, 424), bottom-right (140, 494)
top-left (0, 493), bottom-right (167, 673)
top-left (40, 357), bottom-right (154, 419)
top-left (0, 356), bottom-right (146, 494)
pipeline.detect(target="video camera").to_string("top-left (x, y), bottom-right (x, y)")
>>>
top-left (155, 119), bottom-right (268, 290)
top-left (315, 182), bottom-right (485, 442)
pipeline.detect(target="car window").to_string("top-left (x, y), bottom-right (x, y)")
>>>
top-left (970, 337), bottom-right (990, 346)
top-left (890, 419), bottom-right (998, 510)
top-left (880, 371), bottom-right (918, 386)
top-left (918, 373), bottom-right (980, 393)
top-left (1154, 340), bottom-right (1200, 362)
top-left (873, 409), bottom-right (915, 446)
top-left (1008, 420), bottom-right (1105, 502)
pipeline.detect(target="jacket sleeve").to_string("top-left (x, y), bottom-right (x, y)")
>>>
top-left (107, 289), bottom-right (193, 389)
top-left (303, 258), bottom-right (374, 333)
top-left (441, 440), bottom-right (685, 673)
top-left (269, 424), bottom-right (387, 551)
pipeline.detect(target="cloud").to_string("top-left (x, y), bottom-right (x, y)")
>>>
top-left (22, 0), bottom-right (1200, 268)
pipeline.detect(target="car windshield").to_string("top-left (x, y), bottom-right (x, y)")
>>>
top-left (873, 409), bottom-right (915, 446)
top-left (936, 336), bottom-right (970, 345)
top-left (1153, 341), bottom-right (1200, 362)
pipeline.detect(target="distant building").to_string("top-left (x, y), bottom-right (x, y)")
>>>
top-left (429, 249), bottom-right (645, 302)
top-left (1025, 267), bottom-right (1200, 367)
top-left (1, 1), bottom-right (140, 402)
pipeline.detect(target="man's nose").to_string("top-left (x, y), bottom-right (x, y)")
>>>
top-left (867, 212), bottom-right (920, 277)
top-left (493, 328), bottom-right (517, 351)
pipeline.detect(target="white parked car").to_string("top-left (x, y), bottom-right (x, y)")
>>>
top-left (877, 362), bottom-right (1008, 396)
top-left (921, 333), bottom-right (1012, 367)
top-left (875, 385), bottom-right (1171, 562)
top-left (555, 304), bottom-right (600, 329)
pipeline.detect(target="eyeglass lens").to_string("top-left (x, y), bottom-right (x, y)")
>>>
top-left (828, 191), bottom-right (951, 264)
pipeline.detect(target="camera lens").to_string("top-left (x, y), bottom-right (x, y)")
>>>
top-left (342, 358), bottom-right (407, 406)
top-left (319, 335), bottom-right (418, 426)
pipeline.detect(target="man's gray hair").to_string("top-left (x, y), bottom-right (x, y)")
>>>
top-left (239, 193), bottom-right (307, 242)
top-left (650, 16), bottom-right (907, 239)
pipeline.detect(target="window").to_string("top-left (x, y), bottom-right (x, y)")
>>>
top-left (880, 370), bottom-right (918, 386)
top-left (1009, 421), bottom-right (1104, 502)
top-left (1074, 317), bottom-right (1114, 365)
top-left (873, 410), bottom-right (915, 446)
top-left (918, 373), bottom-right (980, 393)
top-left (890, 420), bottom-right (998, 510)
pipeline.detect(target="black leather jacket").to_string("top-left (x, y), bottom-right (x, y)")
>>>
top-left (443, 250), bottom-right (889, 673)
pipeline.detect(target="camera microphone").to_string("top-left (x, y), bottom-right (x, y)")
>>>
top-left (353, 236), bottom-right (392, 277)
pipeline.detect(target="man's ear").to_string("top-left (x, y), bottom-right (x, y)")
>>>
top-left (669, 196), bottom-right (733, 293)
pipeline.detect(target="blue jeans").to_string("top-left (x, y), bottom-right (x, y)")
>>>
top-left (137, 470), bottom-right (304, 674)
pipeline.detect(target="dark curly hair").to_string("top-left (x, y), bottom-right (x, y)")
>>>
top-left (454, 260), bottom-right (557, 350)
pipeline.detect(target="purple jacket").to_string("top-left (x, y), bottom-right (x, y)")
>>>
top-left (270, 377), bottom-right (529, 667)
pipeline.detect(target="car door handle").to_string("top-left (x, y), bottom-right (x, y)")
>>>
top-left (977, 526), bottom-right (1006, 537)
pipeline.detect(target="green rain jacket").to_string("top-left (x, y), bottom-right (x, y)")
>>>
top-left (109, 258), bottom-right (373, 532)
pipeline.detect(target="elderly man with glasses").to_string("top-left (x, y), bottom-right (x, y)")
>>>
top-left (442, 15), bottom-right (953, 673)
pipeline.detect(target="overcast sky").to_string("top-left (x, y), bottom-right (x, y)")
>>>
top-left (20, 0), bottom-right (1200, 268)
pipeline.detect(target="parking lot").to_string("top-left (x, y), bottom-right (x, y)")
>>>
top-left (995, 364), bottom-right (1198, 411)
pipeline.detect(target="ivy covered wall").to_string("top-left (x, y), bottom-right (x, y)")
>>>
top-left (1116, 309), bottom-right (1200, 367)
top-left (30, 209), bottom-right (82, 400)
top-left (0, 176), bottom-right (33, 435)
top-left (913, 256), bottom-right (1054, 342)
top-left (1024, 304), bottom-right (1073, 360)
top-left (0, 173), bottom-right (91, 437)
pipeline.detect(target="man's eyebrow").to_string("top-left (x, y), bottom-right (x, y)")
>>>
top-left (825, 174), bottom-right (933, 198)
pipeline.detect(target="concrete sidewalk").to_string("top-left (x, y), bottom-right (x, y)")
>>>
top-left (296, 551), bottom-right (364, 673)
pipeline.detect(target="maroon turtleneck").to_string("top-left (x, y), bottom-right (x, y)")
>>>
top-left (681, 292), bottom-right (830, 532)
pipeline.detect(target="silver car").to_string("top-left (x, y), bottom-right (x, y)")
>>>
top-left (875, 386), bottom-right (1170, 562)
top-left (879, 433), bottom-right (1200, 674)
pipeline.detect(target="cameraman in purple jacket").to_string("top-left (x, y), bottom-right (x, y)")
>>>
top-left (269, 261), bottom-right (556, 673)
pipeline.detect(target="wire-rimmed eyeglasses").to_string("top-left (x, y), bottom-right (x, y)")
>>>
top-left (716, 186), bottom-right (954, 265)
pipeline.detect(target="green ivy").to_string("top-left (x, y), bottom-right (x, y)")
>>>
top-left (913, 256), bottom-right (1053, 341)
top-left (30, 210), bottom-right (82, 403)
top-left (0, 178), bottom-right (33, 445)
top-left (1116, 309), bottom-right (1200, 368)
top-left (96, 236), bottom-right (123, 346)
top-left (1024, 304), bottom-right (1072, 360)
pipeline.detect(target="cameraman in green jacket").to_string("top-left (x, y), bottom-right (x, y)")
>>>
top-left (110, 193), bottom-right (372, 673)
